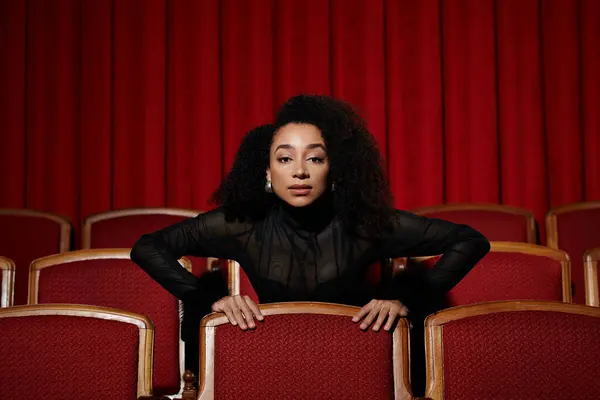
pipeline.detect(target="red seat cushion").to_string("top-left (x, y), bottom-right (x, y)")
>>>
top-left (0, 314), bottom-right (139, 399)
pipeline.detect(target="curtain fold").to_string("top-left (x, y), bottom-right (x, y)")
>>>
top-left (0, 0), bottom-right (598, 243)
top-left (0, 1), bottom-right (26, 208)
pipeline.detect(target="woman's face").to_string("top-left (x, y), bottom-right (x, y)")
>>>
top-left (266, 123), bottom-right (330, 207)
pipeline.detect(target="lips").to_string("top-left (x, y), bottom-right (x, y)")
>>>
top-left (289, 184), bottom-right (312, 195)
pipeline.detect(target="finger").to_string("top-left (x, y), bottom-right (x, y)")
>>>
top-left (228, 299), bottom-right (247, 330)
top-left (360, 307), bottom-right (380, 330)
top-left (244, 296), bottom-right (264, 321)
top-left (352, 302), bottom-right (374, 323)
top-left (222, 308), bottom-right (237, 326)
top-left (399, 305), bottom-right (409, 317)
top-left (384, 310), bottom-right (399, 331)
top-left (235, 295), bottom-right (256, 329)
top-left (372, 307), bottom-right (389, 332)
top-left (211, 300), bottom-right (222, 313)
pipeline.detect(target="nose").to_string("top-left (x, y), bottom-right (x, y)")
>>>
top-left (292, 160), bottom-right (309, 179)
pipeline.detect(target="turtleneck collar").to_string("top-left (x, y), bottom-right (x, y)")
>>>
top-left (277, 193), bottom-right (335, 235)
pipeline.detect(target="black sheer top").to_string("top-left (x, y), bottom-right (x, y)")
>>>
top-left (130, 198), bottom-right (490, 311)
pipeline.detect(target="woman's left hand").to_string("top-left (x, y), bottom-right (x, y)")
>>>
top-left (352, 299), bottom-right (408, 331)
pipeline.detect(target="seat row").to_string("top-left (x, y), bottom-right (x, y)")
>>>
top-left (3, 301), bottom-right (600, 399)
top-left (1, 243), bottom-right (600, 397)
top-left (2, 242), bottom-right (600, 309)
top-left (2, 202), bottom-right (600, 305)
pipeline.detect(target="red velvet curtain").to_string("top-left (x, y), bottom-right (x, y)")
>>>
top-left (1, 0), bottom-right (599, 243)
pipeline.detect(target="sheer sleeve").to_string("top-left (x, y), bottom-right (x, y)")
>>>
top-left (130, 208), bottom-right (250, 301)
top-left (376, 210), bottom-right (490, 292)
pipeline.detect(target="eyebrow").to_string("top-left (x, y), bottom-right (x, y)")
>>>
top-left (274, 143), bottom-right (326, 152)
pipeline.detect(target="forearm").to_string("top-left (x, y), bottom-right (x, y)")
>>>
top-left (425, 234), bottom-right (490, 291)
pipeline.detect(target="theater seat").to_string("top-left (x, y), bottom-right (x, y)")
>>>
top-left (0, 304), bottom-right (156, 399)
top-left (0, 209), bottom-right (71, 305)
top-left (405, 242), bottom-right (571, 307)
top-left (424, 301), bottom-right (600, 400)
top-left (412, 203), bottom-right (537, 243)
top-left (186, 302), bottom-right (412, 400)
top-left (546, 201), bottom-right (600, 303)
top-left (29, 249), bottom-right (191, 396)
top-left (82, 208), bottom-right (217, 275)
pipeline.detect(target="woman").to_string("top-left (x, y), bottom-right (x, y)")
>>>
top-left (131, 94), bottom-right (489, 368)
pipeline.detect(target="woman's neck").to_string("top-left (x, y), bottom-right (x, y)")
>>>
top-left (278, 193), bottom-right (334, 233)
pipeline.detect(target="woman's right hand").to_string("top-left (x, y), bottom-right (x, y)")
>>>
top-left (211, 295), bottom-right (264, 330)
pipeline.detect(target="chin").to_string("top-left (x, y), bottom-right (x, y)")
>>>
top-left (283, 196), bottom-right (317, 208)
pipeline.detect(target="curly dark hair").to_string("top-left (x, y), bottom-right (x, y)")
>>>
top-left (211, 94), bottom-right (394, 235)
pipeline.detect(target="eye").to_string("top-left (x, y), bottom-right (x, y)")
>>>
top-left (278, 156), bottom-right (292, 163)
top-left (308, 157), bottom-right (325, 164)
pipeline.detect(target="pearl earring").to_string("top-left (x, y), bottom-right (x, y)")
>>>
top-left (265, 180), bottom-right (273, 193)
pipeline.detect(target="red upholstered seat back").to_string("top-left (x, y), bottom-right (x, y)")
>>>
top-left (86, 213), bottom-right (194, 248)
top-left (550, 206), bottom-right (600, 303)
top-left (212, 313), bottom-right (395, 400)
top-left (84, 211), bottom-right (209, 275)
top-left (0, 313), bottom-right (140, 399)
top-left (34, 256), bottom-right (180, 395)
top-left (439, 309), bottom-right (600, 399)
top-left (450, 251), bottom-right (565, 304)
top-left (0, 212), bottom-right (69, 305)
top-left (409, 244), bottom-right (568, 306)
top-left (417, 208), bottom-right (534, 243)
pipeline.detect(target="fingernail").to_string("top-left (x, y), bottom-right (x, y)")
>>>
top-left (360, 324), bottom-right (366, 330)
top-left (352, 317), bottom-right (358, 322)
top-left (373, 327), bottom-right (379, 332)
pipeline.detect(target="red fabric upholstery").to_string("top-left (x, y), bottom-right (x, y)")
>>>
top-left (442, 310), bottom-right (600, 399)
top-left (0, 314), bottom-right (139, 399)
top-left (449, 252), bottom-right (564, 305)
top-left (410, 252), bottom-right (564, 306)
top-left (554, 207), bottom-right (600, 303)
top-left (36, 259), bottom-right (179, 395)
top-left (0, 214), bottom-right (66, 305)
top-left (420, 209), bottom-right (531, 242)
top-left (87, 213), bottom-right (207, 275)
top-left (213, 313), bottom-right (394, 399)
